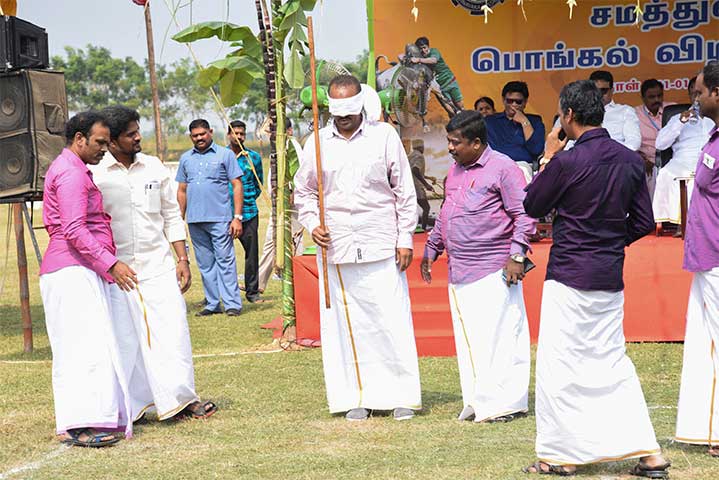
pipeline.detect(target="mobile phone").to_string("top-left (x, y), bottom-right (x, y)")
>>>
top-left (558, 129), bottom-right (567, 141)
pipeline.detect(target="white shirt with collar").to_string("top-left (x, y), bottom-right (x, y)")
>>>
top-left (294, 118), bottom-right (417, 265)
top-left (91, 152), bottom-right (187, 281)
top-left (560, 100), bottom-right (642, 151)
top-left (655, 113), bottom-right (714, 165)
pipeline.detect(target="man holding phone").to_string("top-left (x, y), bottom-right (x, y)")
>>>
top-left (422, 110), bottom-right (536, 424)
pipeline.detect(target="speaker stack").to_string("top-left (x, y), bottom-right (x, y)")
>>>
top-left (0, 15), bottom-right (66, 202)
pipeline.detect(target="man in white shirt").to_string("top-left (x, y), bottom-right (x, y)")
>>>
top-left (92, 106), bottom-right (217, 423)
top-left (294, 75), bottom-right (422, 422)
top-left (561, 71), bottom-right (642, 153)
top-left (653, 76), bottom-right (714, 231)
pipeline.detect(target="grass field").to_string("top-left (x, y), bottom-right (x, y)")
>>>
top-left (1, 208), bottom-right (718, 479)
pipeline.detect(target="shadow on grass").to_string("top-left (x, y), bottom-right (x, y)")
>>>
top-left (420, 390), bottom-right (463, 414)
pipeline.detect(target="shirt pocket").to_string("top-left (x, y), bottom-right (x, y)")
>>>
top-left (364, 156), bottom-right (389, 186)
top-left (206, 160), bottom-right (224, 181)
top-left (463, 184), bottom-right (492, 212)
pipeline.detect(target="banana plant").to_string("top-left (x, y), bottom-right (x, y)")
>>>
top-left (172, 0), bottom-right (318, 331)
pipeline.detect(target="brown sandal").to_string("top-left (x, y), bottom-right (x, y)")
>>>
top-left (523, 461), bottom-right (576, 476)
top-left (178, 400), bottom-right (218, 420)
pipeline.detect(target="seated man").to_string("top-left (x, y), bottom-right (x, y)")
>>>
top-left (653, 76), bottom-right (714, 233)
top-left (635, 79), bottom-right (673, 197)
top-left (484, 81), bottom-right (545, 183)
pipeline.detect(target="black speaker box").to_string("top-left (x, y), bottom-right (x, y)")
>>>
top-left (0, 16), bottom-right (49, 72)
top-left (0, 69), bottom-right (67, 200)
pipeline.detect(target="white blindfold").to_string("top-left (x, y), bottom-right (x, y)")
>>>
top-left (328, 84), bottom-right (382, 122)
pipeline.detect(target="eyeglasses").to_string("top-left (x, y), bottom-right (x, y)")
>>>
top-left (598, 87), bottom-right (611, 95)
top-left (504, 98), bottom-right (525, 105)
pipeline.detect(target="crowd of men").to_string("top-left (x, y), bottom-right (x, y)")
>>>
top-left (36, 53), bottom-right (719, 478)
top-left (474, 69), bottom-right (709, 237)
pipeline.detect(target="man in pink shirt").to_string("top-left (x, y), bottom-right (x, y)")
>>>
top-left (421, 110), bottom-right (535, 423)
top-left (635, 79), bottom-right (673, 198)
top-left (40, 111), bottom-right (137, 448)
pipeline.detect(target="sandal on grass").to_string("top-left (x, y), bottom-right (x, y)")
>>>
top-left (61, 428), bottom-right (121, 448)
top-left (629, 460), bottom-right (671, 479)
top-left (179, 400), bottom-right (218, 420)
top-left (708, 447), bottom-right (719, 458)
top-left (523, 461), bottom-right (576, 476)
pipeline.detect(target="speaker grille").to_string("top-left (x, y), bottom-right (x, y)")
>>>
top-left (0, 73), bottom-right (28, 132)
top-left (0, 133), bottom-right (34, 189)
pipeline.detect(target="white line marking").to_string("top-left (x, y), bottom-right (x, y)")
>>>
top-left (0, 349), bottom-right (285, 365)
top-left (0, 445), bottom-right (68, 480)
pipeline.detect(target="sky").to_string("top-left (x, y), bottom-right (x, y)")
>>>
top-left (23, 0), bottom-right (369, 67)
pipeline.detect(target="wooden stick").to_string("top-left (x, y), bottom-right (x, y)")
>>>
top-left (307, 16), bottom-right (331, 309)
top-left (143, 1), bottom-right (165, 161)
top-left (13, 203), bottom-right (32, 352)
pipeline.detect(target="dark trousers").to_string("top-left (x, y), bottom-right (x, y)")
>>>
top-left (238, 215), bottom-right (260, 299)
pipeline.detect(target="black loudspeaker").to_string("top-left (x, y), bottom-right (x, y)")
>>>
top-left (0, 69), bottom-right (67, 200)
top-left (0, 16), bottom-right (49, 71)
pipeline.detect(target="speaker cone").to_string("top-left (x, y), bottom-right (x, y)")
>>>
top-left (0, 75), bottom-right (28, 132)
top-left (0, 134), bottom-right (34, 189)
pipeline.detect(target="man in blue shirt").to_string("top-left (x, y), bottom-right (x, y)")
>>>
top-left (484, 81), bottom-right (545, 184)
top-left (176, 119), bottom-right (244, 316)
top-left (227, 120), bottom-right (265, 303)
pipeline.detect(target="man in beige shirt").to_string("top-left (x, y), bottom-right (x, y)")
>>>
top-left (92, 105), bottom-right (216, 423)
top-left (295, 75), bottom-right (421, 422)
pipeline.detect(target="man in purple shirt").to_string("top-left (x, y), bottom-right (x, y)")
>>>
top-left (675, 60), bottom-right (719, 458)
top-left (523, 81), bottom-right (669, 477)
top-left (421, 110), bottom-right (535, 423)
top-left (40, 111), bottom-right (137, 448)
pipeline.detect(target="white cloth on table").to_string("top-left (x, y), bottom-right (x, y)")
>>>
top-left (318, 256), bottom-right (422, 413)
top-left (449, 269), bottom-right (530, 422)
top-left (675, 268), bottom-right (719, 446)
top-left (40, 265), bottom-right (132, 437)
top-left (535, 280), bottom-right (660, 465)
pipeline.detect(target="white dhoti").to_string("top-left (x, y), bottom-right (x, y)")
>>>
top-left (676, 268), bottom-right (719, 446)
top-left (652, 158), bottom-right (695, 224)
top-left (40, 266), bottom-right (132, 437)
top-left (319, 256), bottom-right (422, 413)
top-left (535, 280), bottom-right (660, 465)
top-left (109, 268), bottom-right (199, 421)
top-left (449, 269), bottom-right (530, 422)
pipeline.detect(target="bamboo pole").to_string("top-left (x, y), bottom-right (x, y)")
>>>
top-left (13, 203), bottom-right (32, 352)
top-left (366, 0), bottom-right (376, 88)
top-left (144, 1), bottom-right (165, 161)
top-left (307, 17), bottom-right (330, 310)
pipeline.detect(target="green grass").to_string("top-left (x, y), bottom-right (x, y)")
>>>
top-left (1, 209), bottom-right (718, 479)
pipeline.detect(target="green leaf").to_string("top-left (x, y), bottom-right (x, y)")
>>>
top-left (300, 0), bottom-right (317, 10)
top-left (172, 22), bottom-right (260, 50)
top-left (219, 69), bottom-right (256, 106)
top-left (284, 47), bottom-right (304, 89)
top-left (279, 3), bottom-right (305, 31)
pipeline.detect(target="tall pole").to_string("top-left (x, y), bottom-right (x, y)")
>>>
top-left (13, 203), bottom-right (32, 352)
top-left (144, 1), bottom-right (165, 161)
top-left (366, 0), bottom-right (376, 88)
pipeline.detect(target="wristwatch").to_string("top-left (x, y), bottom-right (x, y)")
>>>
top-left (233, 214), bottom-right (243, 221)
top-left (510, 253), bottom-right (526, 263)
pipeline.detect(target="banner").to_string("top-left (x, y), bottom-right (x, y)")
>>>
top-left (374, 0), bottom-right (718, 218)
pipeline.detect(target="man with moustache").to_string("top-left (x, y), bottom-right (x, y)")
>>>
top-left (484, 81), bottom-right (545, 184)
top-left (92, 105), bottom-right (217, 425)
top-left (40, 111), bottom-right (136, 447)
top-left (176, 119), bottom-right (244, 316)
top-left (675, 60), bottom-right (719, 458)
top-left (635, 79), bottom-right (672, 197)
top-left (294, 74), bottom-right (422, 422)
top-left (421, 110), bottom-right (535, 424)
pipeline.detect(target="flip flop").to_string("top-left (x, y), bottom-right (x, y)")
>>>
top-left (179, 400), bottom-right (218, 420)
top-left (61, 428), bottom-right (121, 448)
top-left (629, 460), bottom-right (671, 479)
top-left (523, 461), bottom-right (576, 476)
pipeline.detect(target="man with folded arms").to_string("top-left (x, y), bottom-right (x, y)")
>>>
top-left (92, 105), bottom-right (217, 424)
top-left (40, 111), bottom-right (136, 447)
top-left (295, 74), bottom-right (421, 422)
top-left (523, 80), bottom-right (669, 477)
top-left (421, 110), bottom-right (535, 424)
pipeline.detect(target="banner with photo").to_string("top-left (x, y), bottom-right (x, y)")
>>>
top-left (373, 0), bottom-right (718, 220)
